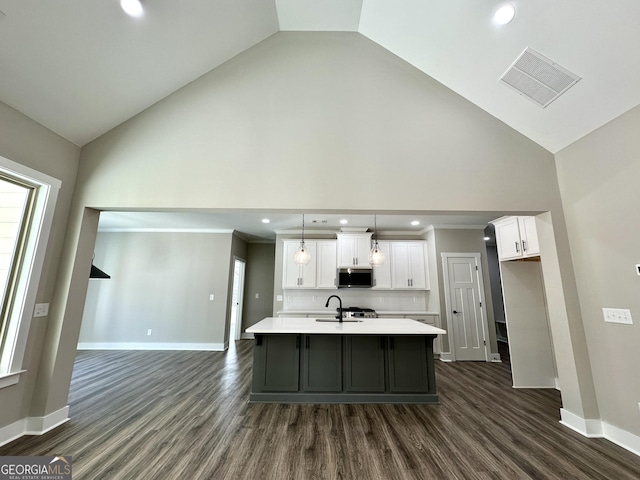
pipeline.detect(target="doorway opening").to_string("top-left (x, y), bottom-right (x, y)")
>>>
top-left (230, 258), bottom-right (246, 342)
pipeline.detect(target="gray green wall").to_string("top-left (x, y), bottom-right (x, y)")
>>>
top-left (432, 228), bottom-right (497, 355)
top-left (79, 231), bottom-right (237, 348)
top-left (555, 104), bottom-right (640, 438)
top-left (0, 102), bottom-right (80, 428)
top-left (242, 243), bottom-right (275, 332)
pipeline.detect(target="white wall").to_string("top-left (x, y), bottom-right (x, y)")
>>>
top-left (555, 104), bottom-right (640, 439)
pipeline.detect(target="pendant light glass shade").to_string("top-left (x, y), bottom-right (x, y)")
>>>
top-left (293, 242), bottom-right (311, 266)
top-left (294, 214), bottom-right (311, 266)
top-left (369, 243), bottom-right (385, 266)
top-left (369, 215), bottom-right (385, 266)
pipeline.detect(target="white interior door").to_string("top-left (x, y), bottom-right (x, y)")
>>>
top-left (230, 258), bottom-right (246, 341)
top-left (443, 254), bottom-right (489, 361)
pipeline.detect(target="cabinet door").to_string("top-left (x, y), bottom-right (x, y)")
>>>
top-left (252, 334), bottom-right (300, 392)
top-left (316, 241), bottom-right (337, 288)
top-left (372, 241), bottom-right (392, 289)
top-left (391, 243), bottom-right (411, 288)
top-left (354, 235), bottom-right (372, 266)
top-left (387, 336), bottom-right (430, 393)
top-left (494, 218), bottom-right (523, 261)
top-left (337, 235), bottom-right (357, 267)
top-left (302, 335), bottom-right (342, 392)
top-left (344, 336), bottom-right (386, 392)
top-left (337, 233), bottom-right (372, 267)
top-left (282, 241), bottom-right (302, 288)
top-left (407, 242), bottom-right (428, 289)
top-left (283, 240), bottom-right (317, 288)
top-left (299, 241), bottom-right (317, 288)
top-left (519, 217), bottom-right (540, 256)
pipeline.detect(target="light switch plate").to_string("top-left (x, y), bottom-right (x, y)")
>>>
top-left (33, 303), bottom-right (49, 318)
top-left (602, 307), bottom-right (633, 325)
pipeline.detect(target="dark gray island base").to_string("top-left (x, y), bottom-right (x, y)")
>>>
top-left (249, 333), bottom-right (439, 404)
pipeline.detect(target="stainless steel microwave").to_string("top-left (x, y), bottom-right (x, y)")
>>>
top-left (337, 267), bottom-right (373, 288)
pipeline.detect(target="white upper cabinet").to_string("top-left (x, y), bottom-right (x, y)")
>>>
top-left (316, 241), bottom-right (338, 289)
top-left (336, 233), bottom-right (372, 267)
top-left (282, 240), bottom-right (317, 288)
top-left (390, 242), bottom-right (429, 290)
top-left (282, 240), bottom-right (337, 289)
top-left (371, 241), bottom-right (391, 289)
top-left (493, 216), bottom-right (540, 261)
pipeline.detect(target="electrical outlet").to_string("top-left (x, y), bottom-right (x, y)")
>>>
top-left (602, 308), bottom-right (633, 325)
top-left (209, 294), bottom-right (214, 301)
top-left (312, 295), bottom-right (317, 302)
top-left (255, 293), bottom-right (260, 299)
top-left (147, 329), bottom-right (152, 336)
top-left (380, 297), bottom-right (385, 303)
top-left (33, 303), bottom-right (49, 318)
top-left (276, 295), bottom-right (283, 302)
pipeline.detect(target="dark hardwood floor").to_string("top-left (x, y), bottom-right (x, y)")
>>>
top-left (2, 340), bottom-right (639, 479)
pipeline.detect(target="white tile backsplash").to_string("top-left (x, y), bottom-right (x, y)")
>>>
top-left (283, 290), bottom-right (428, 312)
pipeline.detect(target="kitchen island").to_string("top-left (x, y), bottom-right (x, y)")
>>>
top-left (246, 317), bottom-right (446, 404)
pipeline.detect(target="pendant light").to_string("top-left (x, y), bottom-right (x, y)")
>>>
top-left (293, 214), bottom-right (311, 266)
top-left (369, 215), bottom-right (385, 266)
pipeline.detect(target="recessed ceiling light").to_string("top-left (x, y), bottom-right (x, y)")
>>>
top-left (120, 0), bottom-right (144, 18)
top-left (493, 3), bottom-right (515, 26)
top-left (339, 219), bottom-right (348, 225)
top-left (411, 220), bottom-right (420, 226)
top-left (261, 218), bottom-right (270, 224)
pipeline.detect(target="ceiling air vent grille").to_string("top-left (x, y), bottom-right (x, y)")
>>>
top-left (500, 47), bottom-right (581, 108)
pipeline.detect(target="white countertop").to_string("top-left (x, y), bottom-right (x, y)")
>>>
top-left (276, 310), bottom-right (440, 316)
top-left (247, 317), bottom-right (446, 335)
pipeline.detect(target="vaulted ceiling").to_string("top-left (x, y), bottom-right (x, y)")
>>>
top-left (0, 0), bottom-right (638, 153)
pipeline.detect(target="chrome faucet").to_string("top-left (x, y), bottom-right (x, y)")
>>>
top-left (325, 295), bottom-right (343, 323)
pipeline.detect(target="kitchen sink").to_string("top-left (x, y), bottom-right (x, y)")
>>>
top-left (315, 318), bottom-right (363, 323)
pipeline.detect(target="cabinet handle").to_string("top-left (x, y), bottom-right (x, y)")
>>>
top-left (515, 241), bottom-right (520, 253)
top-left (305, 336), bottom-right (310, 349)
top-left (522, 240), bottom-right (527, 252)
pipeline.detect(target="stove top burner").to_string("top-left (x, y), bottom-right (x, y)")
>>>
top-left (339, 307), bottom-right (377, 318)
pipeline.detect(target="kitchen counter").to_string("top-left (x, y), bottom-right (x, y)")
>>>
top-left (247, 317), bottom-right (446, 335)
top-left (248, 316), bottom-right (444, 405)
top-left (276, 310), bottom-right (440, 316)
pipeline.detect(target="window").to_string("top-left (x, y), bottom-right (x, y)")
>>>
top-left (0, 177), bottom-right (34, 358)
top-left (0, 155), bottom-right (60, 387)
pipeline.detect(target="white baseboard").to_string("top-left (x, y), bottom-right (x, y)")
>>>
top-left (241, 332), bottom-right (255, 340)
top-left (77, 342), bottom-right (226, 351)
top-left (0, 406), bottom-right (69, 448)
top-left (439, 352), bottom-right (453, 362)
top-left (560, 408), bottom-right (640, 457)
top-left (24, 406), bottom-right (70, 435)
top-left (0, 419), bottom-right (26, 448)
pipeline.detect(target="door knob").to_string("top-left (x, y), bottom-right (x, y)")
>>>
top-left (453, 310), bottom-right (459, 314)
